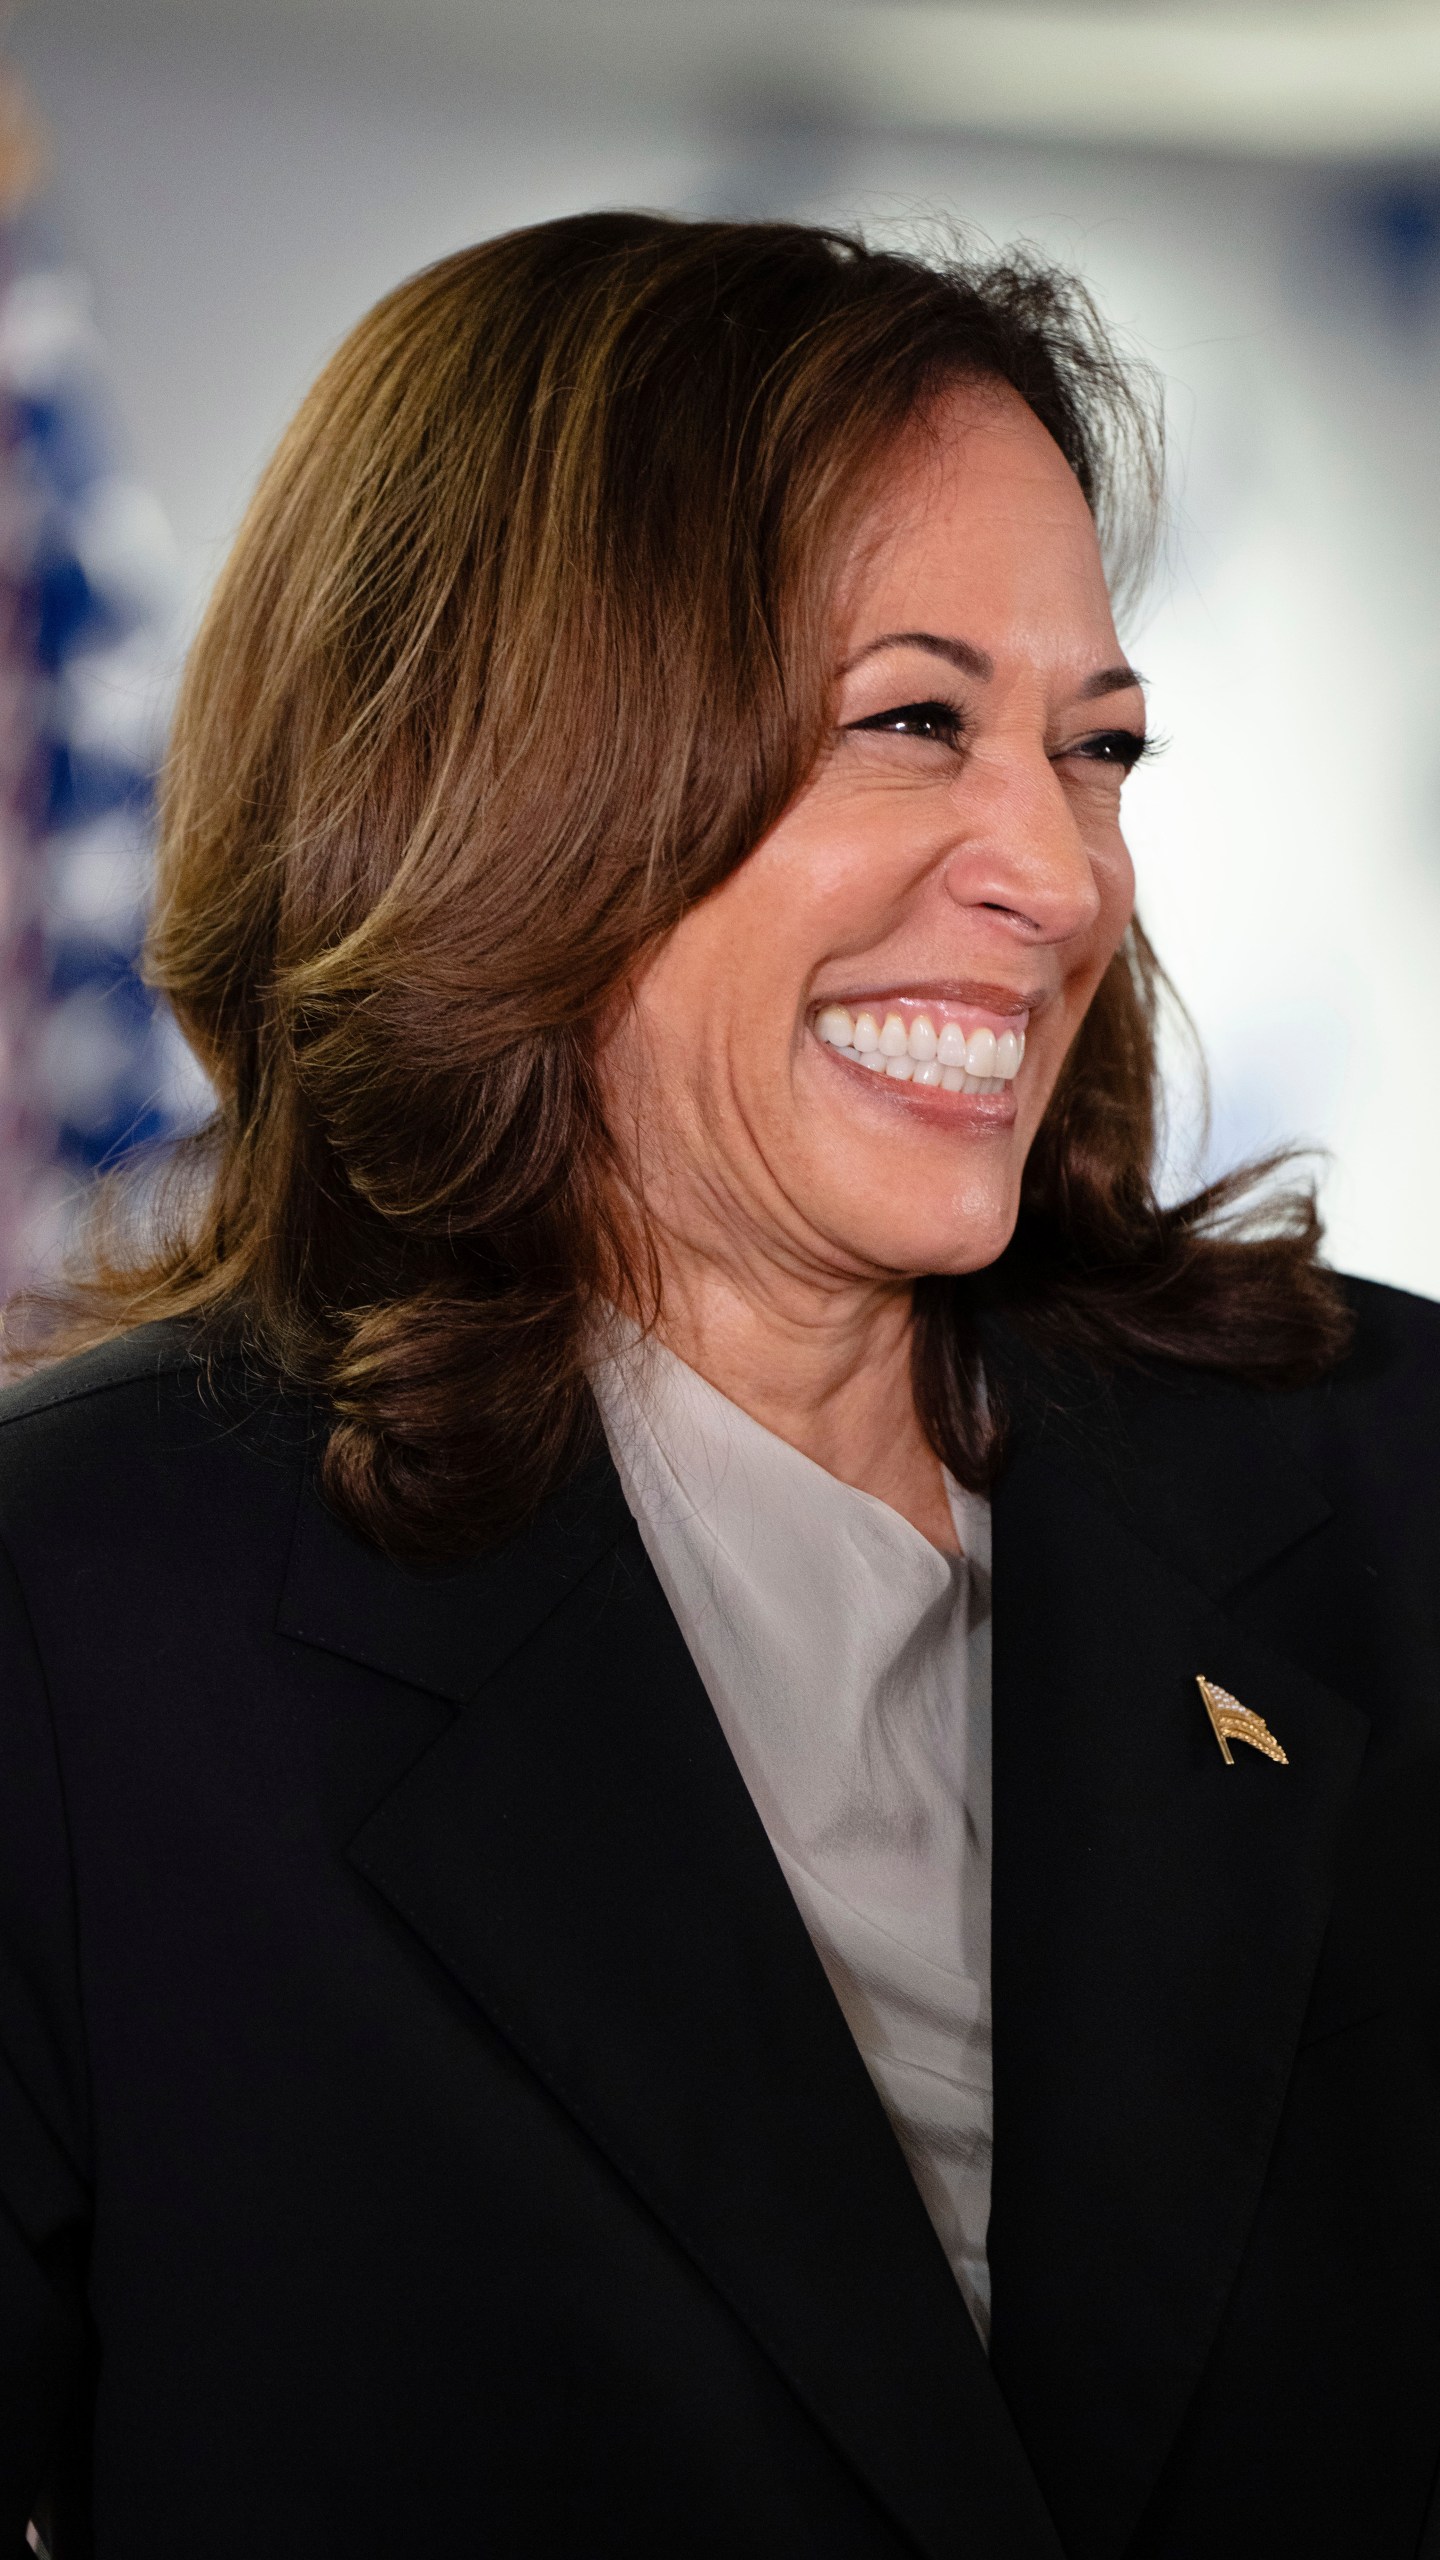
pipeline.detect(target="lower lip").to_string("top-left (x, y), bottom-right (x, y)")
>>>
top-left (814, 1036), bottom-right (1019, 1124)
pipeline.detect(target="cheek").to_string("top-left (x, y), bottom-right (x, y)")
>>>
top-left (1060, 825), bottom-right (1135, 1026)
top-left (1095, 828), bottom-right (1137, 947)
top-left (610, 877), bottom-right (808, 1113)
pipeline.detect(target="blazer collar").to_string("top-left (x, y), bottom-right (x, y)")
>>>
top-left (983, 1340), bottom-right (1369, 2558)
top-left (279, 1450), bottom-right (1063, 2560)
top-left (278, 1442), bottom-right (633, 1701)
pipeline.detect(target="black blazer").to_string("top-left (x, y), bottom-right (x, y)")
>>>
top-left (2, 1279), bottom-right (1439, 2559)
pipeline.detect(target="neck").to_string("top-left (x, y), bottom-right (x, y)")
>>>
top-left (641, 1257), bottom-right (959, 1554)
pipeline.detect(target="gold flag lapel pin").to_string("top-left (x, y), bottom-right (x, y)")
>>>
top-left (1197, 1675), bottom-right (1289, 1767)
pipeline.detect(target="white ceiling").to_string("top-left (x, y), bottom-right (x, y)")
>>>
top-left (20, 0), bottom-right (1440, 160)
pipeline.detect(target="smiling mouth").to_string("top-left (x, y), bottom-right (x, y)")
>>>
top-left (811, 998), bottom-right (1027, 1094)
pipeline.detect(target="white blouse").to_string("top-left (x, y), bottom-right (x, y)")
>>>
top-left (591, 1329), bottom-right (994, 2340)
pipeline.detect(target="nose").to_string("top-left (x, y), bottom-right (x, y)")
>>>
top-left (940, 746), bottom-right (1105, 946)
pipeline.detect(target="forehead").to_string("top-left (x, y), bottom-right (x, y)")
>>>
top-left (839, 381), bottom-right (1112, 644)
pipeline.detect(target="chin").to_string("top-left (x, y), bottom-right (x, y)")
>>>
top-left (793, 1061), bottom-right (1030, 1282)
top-left (915, 1214), bottom-right (1018, 1281)
top-left (824, 1179), bottom-right (1022, 1284)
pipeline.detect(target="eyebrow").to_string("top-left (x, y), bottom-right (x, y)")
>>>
top-left (1077, 662), bottom-right (1147, 702)
top-left (844, 630), bottom-right (1147, 701)
top-left (845, 631), bottom-right (993, 679)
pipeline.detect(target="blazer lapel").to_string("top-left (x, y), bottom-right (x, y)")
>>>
top-left (281, 1462), bottom-right (1062, 2560)
top-left (986, 1356), bottom-right (1370, 2559)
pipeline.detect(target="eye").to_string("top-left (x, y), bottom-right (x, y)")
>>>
top-left (845, 698), bottom-right (965, 750)
top-left (1062, 727), bottom-right (1155, 775)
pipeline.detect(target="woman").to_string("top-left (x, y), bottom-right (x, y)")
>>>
top-left (1, 212), bottom-right (1436, 2560)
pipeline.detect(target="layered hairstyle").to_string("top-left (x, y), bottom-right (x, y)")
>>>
top-left (14, 211), bottom-right (1347, 1553)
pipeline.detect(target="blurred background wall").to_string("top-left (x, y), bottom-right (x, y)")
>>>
top-left (7, 0), bottom-right (1440, 1296)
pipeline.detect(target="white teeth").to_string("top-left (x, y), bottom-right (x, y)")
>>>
top-left (814, 1002), bottom-right (1028, 1086)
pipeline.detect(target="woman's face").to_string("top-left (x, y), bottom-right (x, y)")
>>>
top-left (602, 382), bottom-right (1145, 1295)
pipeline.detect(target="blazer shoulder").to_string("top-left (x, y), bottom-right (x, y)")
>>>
top-left (0, 1321), bottom-right (313, 1538)
top-left (1262, 1272), bottom-right (1440, 1537)
top-left (1329, 1271), bottom-right (1440, 1409)
top-left (0, 1319), bottom-right (203, 1433)
top-left (1337, 1268), bottom-right (1440, 1336)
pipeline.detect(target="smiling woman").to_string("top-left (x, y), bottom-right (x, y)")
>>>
top-left (11, 214), bottom-right (1342, 1551)
top-left (2, 214), bottom-right (1438, 2560)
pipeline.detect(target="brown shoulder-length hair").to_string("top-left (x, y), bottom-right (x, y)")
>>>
top-left (13, 210), bottom-right (1348, 1553)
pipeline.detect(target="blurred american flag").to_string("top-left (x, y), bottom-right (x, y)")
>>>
top-left (0, 229), bottom-right (200, 1298)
